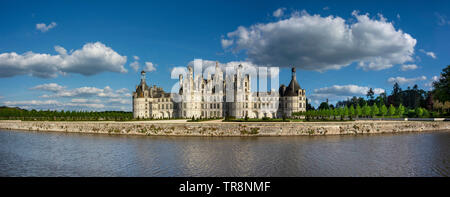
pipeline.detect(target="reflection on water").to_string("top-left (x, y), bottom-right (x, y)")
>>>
top-left (0, 129), bottom-right (448, 177)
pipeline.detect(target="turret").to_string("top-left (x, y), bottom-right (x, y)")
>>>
top-left (291, 67), bottom-right (296, 81)
top-left (285, 66), bottom-right (301, 96)
top-left (140, 70), bottom-right (146, 88)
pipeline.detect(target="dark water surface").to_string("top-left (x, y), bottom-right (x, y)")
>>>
top-left (0, 129), bottom-right (448, 177)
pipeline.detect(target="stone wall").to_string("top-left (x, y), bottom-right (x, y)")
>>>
top-left (0, 120), bottom-right (449, 136)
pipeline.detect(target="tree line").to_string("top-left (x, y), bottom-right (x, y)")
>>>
top-left (300, 65), bottom-right (450, 119)
top-left (293, 103), bottom-right (432, 120)
top-left (0, 107), bottom-right (133, 121)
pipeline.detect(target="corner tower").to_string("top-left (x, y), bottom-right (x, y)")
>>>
top-left (279, 67), bottom-right (306, 117)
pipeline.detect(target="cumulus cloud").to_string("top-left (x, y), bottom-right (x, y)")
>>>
top-left (309, 84), bottom-right (385, 104)
top-left (313, 85), bottom-right (385, 96)
top-left (387, 76), bottom-right (427, 85)
top-left (222, 10), bottom-right (417, 71)
top-left (129, 56), bottom-right (140, 72)
top-left (273, 8), bottom-right (286, 18)
top-left (419, 49), bottom-right (437, 59)
top-left (36, 22), bottom-right (57, 32)
top-left (30, 83), bottom-right (66, 92)
top-left (221, 39), bottom-right (233, 49)
top-left (144, 62), bottom-right (156, 72)
top-left (4, 100), bottom-right (60, 106)
top-left (31, 83), bottom-right (130, 99)
top-left (107, 98), bottom-right (131, 105)
top-left (3, 99), bottom-right (106, 110)
top-left (0, 42), bottom-right (127, 78)
top-left (130, 61), bottom-right (140, 72)
top-left (6, 83), bottom-right (133, 111)
top-left (400, 64), bottom-right (418, 71)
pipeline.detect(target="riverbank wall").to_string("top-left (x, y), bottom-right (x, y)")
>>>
top-left (0, 120), bottom-right (449, 136)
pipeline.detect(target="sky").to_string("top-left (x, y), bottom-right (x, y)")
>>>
top-left (0, 0), bottom-right (449, 111)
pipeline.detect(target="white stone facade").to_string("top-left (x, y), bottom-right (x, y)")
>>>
top-left (133, 64), bottom-right (306, 119)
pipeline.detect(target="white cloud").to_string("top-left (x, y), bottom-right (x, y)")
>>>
top-left (30, 83), bottom-right (66, 92)
top-left (129, 56), bottom-right (141, 72)
top-left (130, 61), bottom-right (140, 72)
top-left (144, 62), bottom-right (156, 72)
top-left (32, 83), bottom-right (129, 99)
top-left (115, 88), bottom-right (129, 94)
top-left (0, 42), bottom-right (127, 78)
top-left (4, 100), bottom-right (60, 106)
top-left (221, 39), bottom-right (233, 49)
top-left (313, 84), bottom-right (384, 96)
top-left (70, 98), bottom-right (101, 103)
top-left (432, 75), bottom-right (439, 81)
top-left (3, 99), bottom-right (106, 110)
top-left (273, 8), bottom-right (286, 18)
top-left (309, 84), bottom-right (385, 105)
top-left (36, 22), bottom-right (57, 32)
top-left (5, 83), bottom-right (133, 111)
top-left (107, 98), bottom-right (131, 105)
top-left (223, 11), bottom-right (416, 71)
top-left (419, 49), bottom-right (437, 59)
top-left (400, 64), bottom-right (418, 71)
top-left (387, 76), bottom-right (427, 85)
top-left (323, 7), bottom-right (330, 11)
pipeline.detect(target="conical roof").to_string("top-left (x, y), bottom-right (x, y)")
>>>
top-left (285, 67), bottom-right (301, 96)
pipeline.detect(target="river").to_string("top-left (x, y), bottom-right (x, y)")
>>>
top-left (0, 129), bottom-right (448, 176)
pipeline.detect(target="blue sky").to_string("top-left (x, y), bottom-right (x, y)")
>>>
top-left (0, 0), bottom-right (449, 111)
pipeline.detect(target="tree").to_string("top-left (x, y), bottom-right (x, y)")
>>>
top-left (390, 82), bottom-right (403, 106)
top-left (366, 88), bottom-right (375, 100)
top-left (356, 104), bottom-right (362, 118)
top-left (380, 105), bottom-right (387, 117)
top-left (306, 98), bottom-right (315, 111)
top-left (358, 97), bottom-right (367, 108)
top-left (362, 104), bottom-right (371, 118)
top-left (432, 65), bottom-right (450, 103)
top-left (388, 104), bottom-right (396, 116)
top-left (422, 108), bottom-right (430, 118)
top-left (349, 105), bottom-right (355, 120)
top-left (343, 106), bottom-right (349, 119)
top-left (371, 105), bottom-right (379, 117)
top-left (415, 108), bottom-right (424, 118)
top-left (333, 108), bottom-right (339, 120)
top-left (396, 104), bottom-right (405, 117)
top-left (338, 107), bottom-right (344, 120)
top-left (318, 102), bottom-right (330, 110)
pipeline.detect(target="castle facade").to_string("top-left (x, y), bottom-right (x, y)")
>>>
top-left (132, 63), bottom-right (306, 119)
